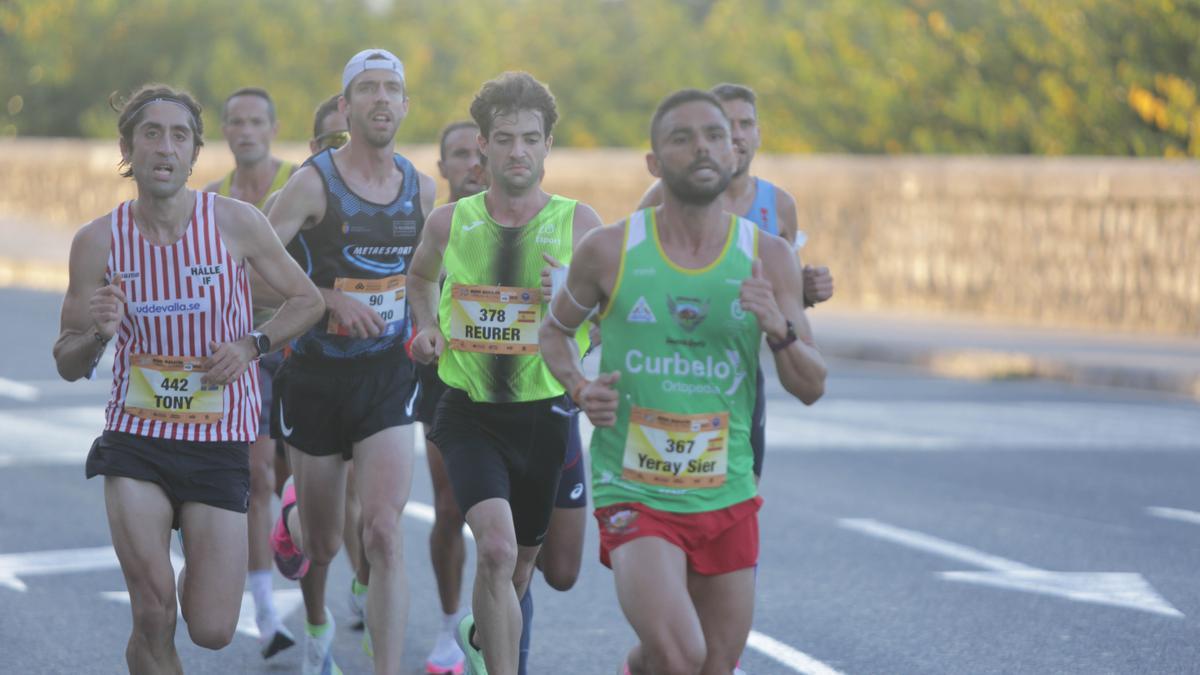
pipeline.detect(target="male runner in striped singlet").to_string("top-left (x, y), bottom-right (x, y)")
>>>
top-left (266, 49), bottom-right (436, 675)
top-left (53, 83), bottom-right (322, 673)
top-left (540, 89), bottom-right (826, 675)
top-left (638, 83), bottom-right (834, 488)
top-left (408, 72), bottom-right (603, 675)
top-left (203, 85), bottom-right (300, 659)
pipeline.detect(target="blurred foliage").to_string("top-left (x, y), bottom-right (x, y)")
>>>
top-left (1, 0), bottom-right (1198, 155)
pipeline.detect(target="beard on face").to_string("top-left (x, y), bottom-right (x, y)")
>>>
top-left (661, 157), bottom-right (733, 206)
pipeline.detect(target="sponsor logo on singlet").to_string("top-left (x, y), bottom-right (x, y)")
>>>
top-left (626, 296), bottom-right (657, 324)
top-left (392, 219), bottom-right (418, 238)
top-left (624, 347), bottom-right (747, 396)
top-left (114, 270), bottom-right (141, 283)
top-left (186, 264), bottom-right (224, 286)
top-left (342, 244), bottom-right (409, 275)
top-left (129, 298), bottom-right (206, 317)
top-left (534, 220), bottom-right (560, 245)
top-left (666, 294), bottom-right (709, 332)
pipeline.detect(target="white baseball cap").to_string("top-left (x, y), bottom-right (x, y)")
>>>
top-left (342, 49), bottom-right (405, 91)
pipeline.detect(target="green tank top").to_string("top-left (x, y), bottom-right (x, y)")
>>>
top-left (218, 160), bottom-right (295, 210)
top-left (437, 192), bottom-right (582, 403)
top-left (591, 208), bottom-right (761, 513)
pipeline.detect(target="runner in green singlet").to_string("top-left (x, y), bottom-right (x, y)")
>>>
top-left (408, 72), bottom-right (603, 675)
top-left (539, 89), bottom-right (827, 675)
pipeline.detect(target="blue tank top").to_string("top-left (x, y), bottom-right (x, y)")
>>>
top-left (290, 148), bottom-right (425, 364)
top-left (742, 177), bottom-right (778, 236)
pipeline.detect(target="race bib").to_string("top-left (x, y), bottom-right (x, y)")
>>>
top-left (328, 274), bottom-right (407, 337)
top-left (622, 406), bottom-right (728, 488)
top-left (124, 355), bottom-right (224, 424)
top-left (448, 284), bottom-right (541, 355)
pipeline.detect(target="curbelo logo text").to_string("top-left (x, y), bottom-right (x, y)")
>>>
top-left (624, 348), bottom-right (746, 396)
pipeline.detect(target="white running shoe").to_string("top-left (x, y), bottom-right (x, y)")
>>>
top-left (302, 608), bottom-right (341, 675)
top-left (426, 624), bottom-right (465, 674)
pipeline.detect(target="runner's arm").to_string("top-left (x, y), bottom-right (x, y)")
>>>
top-left (407, 203), bottom-right (453, 363)
top-left (221, 198), bottom-right (324, 353)
top-left (53, 218), bottom-right (118, 381)
top-left (748, 235), bottom-right (826, 404)
top-left (418, 172), bottom-right (437, 219)
top-left (775, 188), bottom-right (798, 245)
top-left (540, 224), bottom-right (620, 394)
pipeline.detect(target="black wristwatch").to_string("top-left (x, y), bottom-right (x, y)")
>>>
top-left (766, 319), bottom-right (798, 352)
top-left (248, 330), bottom-right (270, 358)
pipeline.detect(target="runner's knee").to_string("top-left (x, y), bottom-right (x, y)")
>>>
top-left (128, 591), bottom-right (176, 638)
top-left (642, 634), bottom-right (706, 675)
top-left (248, 456), bottom-right (274, 498)
top-left (186, 618), bottom-right (236, 651)
top-left (361, 504), bottom-right (403, 565)
top-left (474, 530), bottom-right (518, 579)
top-left (539, 554), bottom-right (579, 591)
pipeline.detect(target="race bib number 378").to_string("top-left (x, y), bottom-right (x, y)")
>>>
top-left (124, 355), bottom-right (224, 424)
top-left (449, 284), bottom-right (541, 355)
top-left (622, 407), bottom-right (728, 489)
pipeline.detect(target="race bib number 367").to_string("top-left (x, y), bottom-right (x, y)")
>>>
top-left (125, 355), bottom-right (224, 424)
top-left (449, 284), bottom-right (541, 355)
top-left (329, 274), bottom-right (407, 337)
top-left (622, 407), bottom-right (728, 488)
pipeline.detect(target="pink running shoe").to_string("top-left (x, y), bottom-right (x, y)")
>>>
top-left (271, 478), bottom-right (309, 580)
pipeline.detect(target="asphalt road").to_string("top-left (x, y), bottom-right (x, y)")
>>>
top-left (2, 287), bottom-right (1199, 674)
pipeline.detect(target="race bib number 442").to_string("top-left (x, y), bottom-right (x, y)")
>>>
top-left (328, 274), bottom-right (407, 337)
top-left (622, 407), bottom-right (728, 488)
top-left (449, 284), bottom-right (541, 355)
top-left (124, 355), bottom-right (224, 424)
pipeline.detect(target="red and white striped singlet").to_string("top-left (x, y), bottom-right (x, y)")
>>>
top-left (104, 192), bottom-right (260, 441)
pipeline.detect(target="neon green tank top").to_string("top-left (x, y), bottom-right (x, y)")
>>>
top-left (218, 160), bottom-right (295, 210)
top-left (591, 209), bottom-right (761, 513)
top-left (437, 192), bottom-right (582, 403)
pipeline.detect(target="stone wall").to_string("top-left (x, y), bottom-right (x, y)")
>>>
top-left (1, 140), bottom-right (1195, 335)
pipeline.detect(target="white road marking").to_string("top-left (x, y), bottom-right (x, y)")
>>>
top-left (0, 377), bottom-right (39, 401)
top-left (1146, 506), bottom-right (1200, 526)
top-left (840, 518), bottom-right (1183, 618)
top-left (0, 546), bottom-right (119, 592)
top-left (746, 630), bottom-right (845, 675)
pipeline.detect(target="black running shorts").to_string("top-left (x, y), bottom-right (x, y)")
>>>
top-left (85, 430), bottom-right (249, 529)
top-left (430, 388), bottom-right (570, 547)
top-left (271, 354), bottom-right (419, 460)
top-left (751, 365), bottom-right (765, 477)
top-left (256, 350), bottom-right (285, 434)
top-left (414, 360), bottom-right (447, 429)
top-left (555, 412), bottom-right (588, 509)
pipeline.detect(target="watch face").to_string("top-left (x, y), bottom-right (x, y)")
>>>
top-left (253, 332), bottom-right (269, 356)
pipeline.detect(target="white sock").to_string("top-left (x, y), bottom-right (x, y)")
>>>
top-left (248, 569), bottom-right (277, 634)
top-left (430, 612), bottom-right (464, 664)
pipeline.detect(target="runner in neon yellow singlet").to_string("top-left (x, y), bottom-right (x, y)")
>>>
top-left (408, 72), bottom-right (603, 675)
top-left (539, 89), bottom-right (827, 675)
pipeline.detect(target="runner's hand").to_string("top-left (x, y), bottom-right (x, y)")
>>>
top-left (411, 326), bottom-right (445, 365)
top-left (739, 258), bottom-right (787, 341)
top-left (89, 282), bottom-right (126, 340)
top-left (803, 265), bottom-right (833, 306)
top-left (540, 252), bottom-right (563, 303)
top-left (203, 339), bottom-right (255, 386)
top-left (588, 322), bottom-right (602, 348)
top-left (326, 289), bottom-right (386, 338)
top-left (578, 371), bottom-right (620, 427)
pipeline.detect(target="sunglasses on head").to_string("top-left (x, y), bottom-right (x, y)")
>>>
top-left (314, 129), bottom-right (350, 151)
